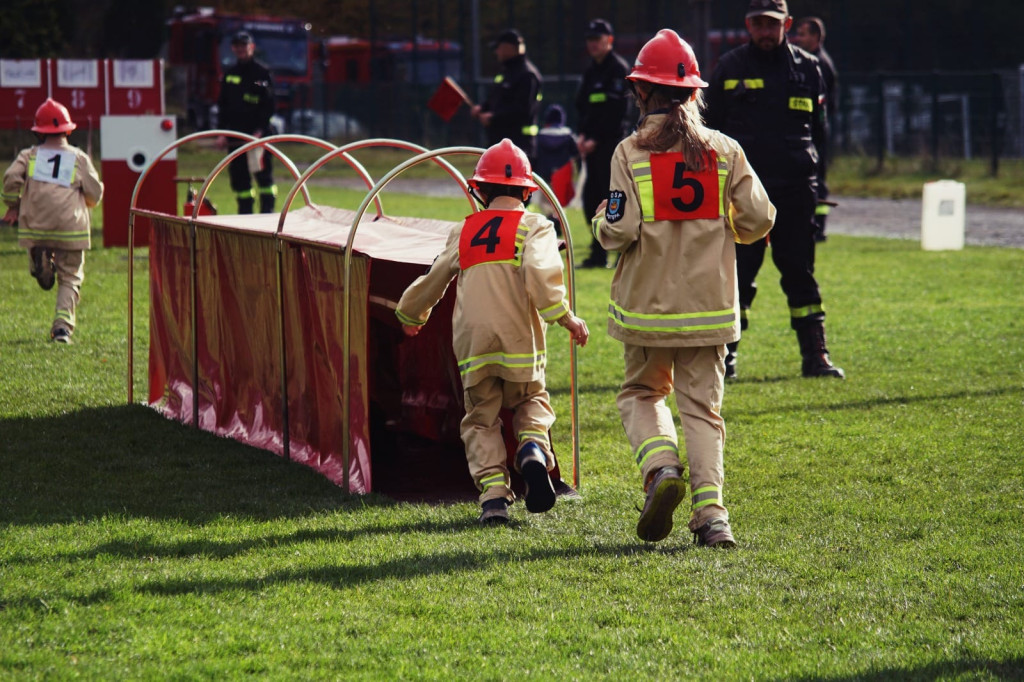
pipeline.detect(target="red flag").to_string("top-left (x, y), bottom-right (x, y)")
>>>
top-left (549, 161), bottom-right (576, 207)
top-left (427, 77), bottom-right (472, 122)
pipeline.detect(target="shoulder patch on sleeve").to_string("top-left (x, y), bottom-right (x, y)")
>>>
top-left (606, 190), bottom-right (625, 223)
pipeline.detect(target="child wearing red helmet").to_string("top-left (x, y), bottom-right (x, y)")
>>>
top-left (592, 30), bottom-right (776, 547)
top-left (2, 98), bottom-right (104, 344)
top-left (396, 138), bottom-right (589, 525)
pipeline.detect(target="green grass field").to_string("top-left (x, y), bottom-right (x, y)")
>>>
top-left (1, 150), bottom-right (1023, 680)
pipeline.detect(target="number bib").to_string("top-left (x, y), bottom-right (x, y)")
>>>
top-left (649, 151), bottom-right (720, 220)
top-left (458, 210), bottom-right (524, 270)
top-left (32, 149), bottom-right (76, 188)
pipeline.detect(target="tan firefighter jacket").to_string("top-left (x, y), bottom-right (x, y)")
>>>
top-left (594, 115), bottom-right (776, 347)
top-left (396, 203), bottom-right (570, 389)
top-left (3, 138), bottom-right (103, 251)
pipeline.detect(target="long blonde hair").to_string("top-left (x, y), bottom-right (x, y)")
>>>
top-left (634, 83), bottom-right (712, 171)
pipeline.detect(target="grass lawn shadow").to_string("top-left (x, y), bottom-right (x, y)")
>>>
top-left (0, 404), bottom-right (388, 525)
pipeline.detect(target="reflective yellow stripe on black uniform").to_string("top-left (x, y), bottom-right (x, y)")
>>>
top-left (723, 78), bottom-right (764, 90)
top-left (790, 303), bottom-right (825, 319)
top-left (788, 97), bottom-right (813, 112)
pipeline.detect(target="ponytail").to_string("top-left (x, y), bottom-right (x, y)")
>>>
top-left (635, 84), bottom-right (712, 171)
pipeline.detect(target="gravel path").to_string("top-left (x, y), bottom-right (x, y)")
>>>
top-left (330, 177), bottom-right (1024, 249)
top-left (826, 196), bottom-right (1024, 249)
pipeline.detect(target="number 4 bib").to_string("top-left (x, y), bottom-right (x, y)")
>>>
top-left (32, 149), bottom-right (76, 188)
top-left (458, 210), bottom-right (525, 270)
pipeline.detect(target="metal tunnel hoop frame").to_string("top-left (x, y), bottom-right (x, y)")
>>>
top-left (126, 131), bottom-right (350, 411)
top-left (269, 137), bottom-right (471, 459)
top-left (340, 145), bottom-right (580, 492)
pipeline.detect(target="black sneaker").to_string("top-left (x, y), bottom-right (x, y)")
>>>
top-left (516, 442), bottom-right (556, 513)
top-left (478, 499), bottom-right (509, 526)
top-left (636, 466), bottom-right (686, 542)
top-left (51, 327), bottom-right (72, 344)
top-left (692, 518), bottom-right (736, 548)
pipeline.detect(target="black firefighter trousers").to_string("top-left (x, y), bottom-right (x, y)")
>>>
top-left (736, 182), bottom-right (824, 331)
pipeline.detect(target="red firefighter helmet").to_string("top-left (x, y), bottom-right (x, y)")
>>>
top-left (31, 98), bottom-right (77, 134)
top-left (469, 138), bottom-right (539, 191)
top-left (627, 29), bottom-right (708, 89)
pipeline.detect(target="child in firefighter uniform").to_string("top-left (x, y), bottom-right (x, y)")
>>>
top-left (395, 139), bottom-right (589, 525)
top-left (2, 98), bottom-right (104, 344)
top-left (593, 31), bottom-right (775, 546)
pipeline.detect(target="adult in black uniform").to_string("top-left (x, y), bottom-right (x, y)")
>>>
top-left (574, 18), bottom-right (630, 268)
top-left (217, 31), bottom-right (277, 214)
top-left (704, 0), bottom-right (844, 379)
top-left (471, 29), bottom-right (543, 162)
top-left (793, 16), bottom-right (838, 242)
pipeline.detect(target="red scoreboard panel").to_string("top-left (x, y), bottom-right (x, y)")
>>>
top-left (106, 59), bottom-right (165, 115)
top-left (0, 59), bottom-right (51, 129)
top-left (0, 59), bottom-right (164, 130)
top-left (48, 59), bottom-right (107, 128)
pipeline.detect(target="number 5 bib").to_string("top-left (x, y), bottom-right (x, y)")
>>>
top-left (631, 151), bottom-right (726, 222)
top-left (31, 148), bottom-right (76, 188)
top-left (459, 210), bottom-right (527, 270)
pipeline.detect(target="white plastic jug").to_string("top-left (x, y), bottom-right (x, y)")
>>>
top-left (921, 180), bottom-right (965, 251)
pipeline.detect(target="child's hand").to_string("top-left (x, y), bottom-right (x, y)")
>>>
top-left (593, 199), bottom-right (608, 223)
top-left (402, 324), bottom-right (422, 338)
top-left (559, 313), bottom-right (589, 347)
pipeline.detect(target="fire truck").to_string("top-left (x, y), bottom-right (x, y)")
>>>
top-left (166, 7), bottom-right (313, 130)
top-left (317, 36), bottom-right (461, 86)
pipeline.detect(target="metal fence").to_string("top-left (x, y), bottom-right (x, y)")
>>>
top-left (837, 69), bottom-right (1017, 171)
top-left (285, 68), bottom-right (1023, 170)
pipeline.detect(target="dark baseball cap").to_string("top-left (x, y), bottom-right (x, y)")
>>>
top-left (490, 29), bottom-right (523, 49)
top-left (231, 31), bottom-right (254, 45)
top-left (745, 0), bottom-right (789, 20)
top-left (585, 19), bottom-right (614, 38)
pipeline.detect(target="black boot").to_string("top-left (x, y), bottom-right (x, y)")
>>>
top-left (259, 193), bottom-right (275, 214)
top-left (796, 321), bottom-right (845, 379)
top-left (724, 341), bottom-right (739, 380)
top-left (237, 197), bottom-right (255, 215)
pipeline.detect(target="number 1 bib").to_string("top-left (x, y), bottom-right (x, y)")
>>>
top-left (32, 149), bottom-right (76, 188)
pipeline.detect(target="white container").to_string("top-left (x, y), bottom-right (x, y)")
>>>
top-left (921, 180), bottom-right (966, 250)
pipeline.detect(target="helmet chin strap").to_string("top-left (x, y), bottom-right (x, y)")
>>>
top-left (468, 185), bottom-right (489, 209)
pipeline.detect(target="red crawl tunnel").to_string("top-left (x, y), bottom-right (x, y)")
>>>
top-left (127, 135), bottom-right (581, 500)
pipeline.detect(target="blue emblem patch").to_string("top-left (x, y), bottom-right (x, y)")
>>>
top-left (606, 190), bottom-right (625, 223)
